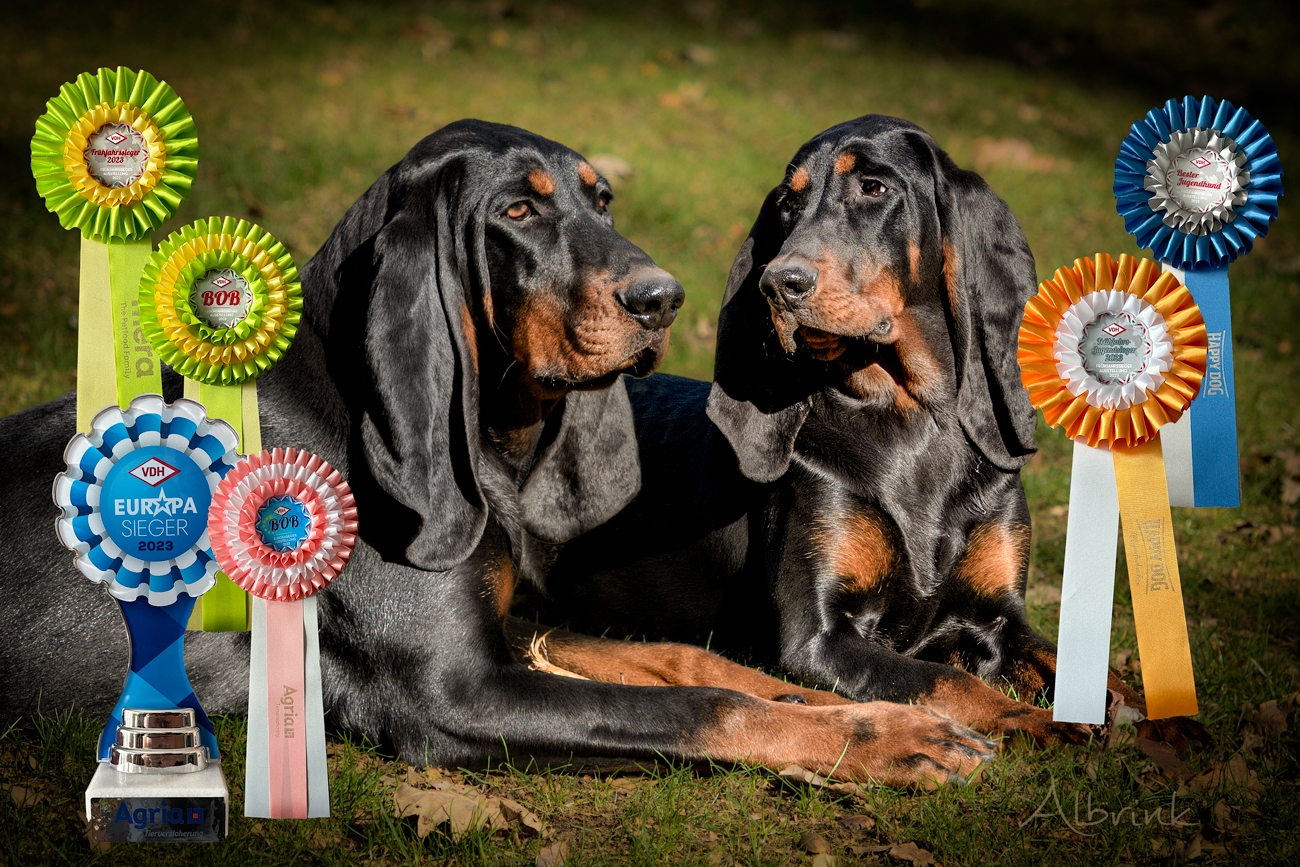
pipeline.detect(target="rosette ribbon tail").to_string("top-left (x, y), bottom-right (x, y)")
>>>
top-left (247, 595), bottom-right (329, 818)
top-left (1113, 439), bottom-right (1198, 718)
top-left (78, 237), bottom-right (161, 430)
top-left (1160, 265), bottom-right (1239, 507)
top-left (1052, 444), bottom-right (1121, 724)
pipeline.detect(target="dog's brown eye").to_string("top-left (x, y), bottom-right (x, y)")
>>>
top-left (861, 180), bottom-right (887, 198)
top-left (506, 202), bottom-right (534, 221)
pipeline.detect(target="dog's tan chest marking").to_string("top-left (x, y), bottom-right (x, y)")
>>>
top-left (826, 511), bottom-right (894, 594)
top-left (955, 523), bottom-right (1030, 597)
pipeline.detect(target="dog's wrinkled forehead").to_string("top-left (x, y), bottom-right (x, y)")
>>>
top-left (782, 118), bottom-right (933, 212)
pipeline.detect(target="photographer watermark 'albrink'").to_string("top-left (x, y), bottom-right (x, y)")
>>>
top-left (1020, 777), bottom-right (1197, 837)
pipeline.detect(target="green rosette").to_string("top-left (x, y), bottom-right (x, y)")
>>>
top-left (139, 217), bottom-right (302, 385)
top-left (30, 67), bottom-right (198, 243)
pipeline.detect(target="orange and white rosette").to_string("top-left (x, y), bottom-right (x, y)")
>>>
top-left (1019, 253), bottom-right (1207, 723)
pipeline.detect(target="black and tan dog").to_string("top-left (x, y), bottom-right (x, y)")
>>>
top-left (529, 115), bottom-right (1198, 748)
top-left (0, 120), bottom-right (998, 787)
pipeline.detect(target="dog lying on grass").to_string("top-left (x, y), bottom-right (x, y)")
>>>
top-left (0, 119), bottom-right (997, 788)
top-left (526, 115), bottom-right (1206, 754)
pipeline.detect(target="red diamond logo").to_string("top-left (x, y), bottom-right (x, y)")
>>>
top-left (106, 131), bottom-right (128, 145)
top-left (1102, 323), bottom-right (1127, 337)
top-left (211, 275), bottom-right (233, 289)
top-left (274, 506), bottom-right (291, 516)
top-left (1191, 155), bottom-right (1212, 169)
top-left (128, 457), bottom-right (180, 487)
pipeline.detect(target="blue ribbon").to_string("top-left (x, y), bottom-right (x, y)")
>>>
top-left (1185, 267), bottom-right (1240, 507)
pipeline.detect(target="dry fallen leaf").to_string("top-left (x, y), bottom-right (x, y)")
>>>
top-left (537, 840), bottom-right (569, 867)
top-left (3, 784), bottom-right (44, 807)
top-left (889, 841), bottom-right (940, 865)
top-left (839, 813), bottom-right (876, 832)
top-left (800, 832), bottom-right (830, 853)
top-left (496, 796), bottom-right (545, 836)
top-left (1137, 737), bottom-right (1191, 780)
top-left (1249, 699), bottom-right (1291, 735)
top-left (1190, 753), bottom-right (1260, 799)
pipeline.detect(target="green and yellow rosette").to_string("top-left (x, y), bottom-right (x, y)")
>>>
top-left (31, 67), bottom-right (198, 430)
top-left (31, 66), bottom-right (197, 243)
top-left (140, 216), bottom-right (302, 631)
top-left (1018, 253), bottom-right (1207, 723)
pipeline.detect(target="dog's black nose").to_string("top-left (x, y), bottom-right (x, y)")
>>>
top-left (618, 275), bottom-right (685, 330)
top-left (760, 264), bottom-right (817, 307)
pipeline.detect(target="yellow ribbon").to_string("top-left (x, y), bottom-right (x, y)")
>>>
top-left (76, 236), bottom-right (160, 431)
top-left (1113, 439), bottom-right (1198, 718)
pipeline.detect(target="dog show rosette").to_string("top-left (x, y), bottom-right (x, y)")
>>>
top-left (52, 396), bottom-right (240, 762)
top-left (1115, 95), bottom-right (1284, 508)
top-left (139, 215), bottom-right (303, 632)
top-left (31, 66), bottom-right (197, 244)
top-left (139, 217), bottom-right (302, 388)
top-left (208, 448), bottom-right (357, 819)
top-left (1020, 253), bottom-right (1207, 723)
top-left (31, 67), bottom-right (199, 430)
top-left (53, 396), bottom-right (239, 603)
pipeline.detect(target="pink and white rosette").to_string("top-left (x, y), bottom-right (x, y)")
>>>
top-left (208, 447), bottom-right (356, 821)
top-left (209, 448), bottom-right (357, 601)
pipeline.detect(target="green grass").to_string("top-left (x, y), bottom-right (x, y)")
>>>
top-left (3, 1), bottom-right (1299, 864)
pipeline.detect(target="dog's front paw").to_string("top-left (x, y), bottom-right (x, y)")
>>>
top-left (828, 703), bottom-right (999, 790)
top-left (995, 706), bottom-right (1093, 747)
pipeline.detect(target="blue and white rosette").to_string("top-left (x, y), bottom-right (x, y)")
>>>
top-left (1115, 95), bottom-right (1283, 508)
top-left (54, 396), bottom-right (240, 603)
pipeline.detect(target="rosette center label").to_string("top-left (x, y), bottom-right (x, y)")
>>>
top-left (1166, 147), bottom-right (1232, 213)
top-left (190, 268), bottom-right (252, 328)
top-left (101, 446), bottom-right (211, 560)
top-left (84, 123), bottom-right (147, 188)
top-left (1080, 311), bottom-right (1153, 386)
top-left (255, 495), bottom-right (312, 553)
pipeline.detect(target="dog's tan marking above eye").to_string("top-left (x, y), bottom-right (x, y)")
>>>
top-left (460, 302), bottom-right (479, 373)
top-left (790, 165), bottom-right (810, 193)
top-left (829, 511), bottom-right (893, 594)
top-left (528, 170), bottom-right (556, 196)
top-left (834, 152), bottom-right (857, 174)
top-left (956, 523), bottom-right (1031, 597)
top-left (577, 162), bottom-right (598, 186)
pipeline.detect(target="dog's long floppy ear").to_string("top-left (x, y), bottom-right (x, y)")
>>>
top-left (520, 382), bottom-right (641, 543)
top-left (925, 140), bottom-right (1038, 470)
top-left (706, 189), bottom-right (813, 483)
top-left (316, 149), bottom-right (488, 572)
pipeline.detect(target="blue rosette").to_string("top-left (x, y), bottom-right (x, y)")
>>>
top-left (53, 395), bottom-right (240, 604)
top-left (1115, 95), bottom-right (1283, 272)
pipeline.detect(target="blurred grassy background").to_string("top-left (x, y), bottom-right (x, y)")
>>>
top-left (2, 1), bottom-right (1298, 864)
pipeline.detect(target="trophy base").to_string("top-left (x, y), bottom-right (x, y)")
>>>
top-left (85, 760), bottom-right (229, 843)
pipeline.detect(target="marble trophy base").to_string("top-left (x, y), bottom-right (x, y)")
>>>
top-left (85, 760), bottom-right (228, 843)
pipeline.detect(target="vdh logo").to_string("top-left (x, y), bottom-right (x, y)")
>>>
top-left (274, 505), bottom-right (291, 516)
top-left (129, 457), bottom-right (179, 486)
top-left (211, 275), bottom-right (233, 289)
top-left (1191, 155), bottom-right (1213, 169)
top-left (106, 131), bottom-right (128, 145)
top-left (1102, 322), bottom-right (1127, 337)
top-left (113, 486), bottom-right (200, 517)
top-left (113, 800), bottom-right (205, 829)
